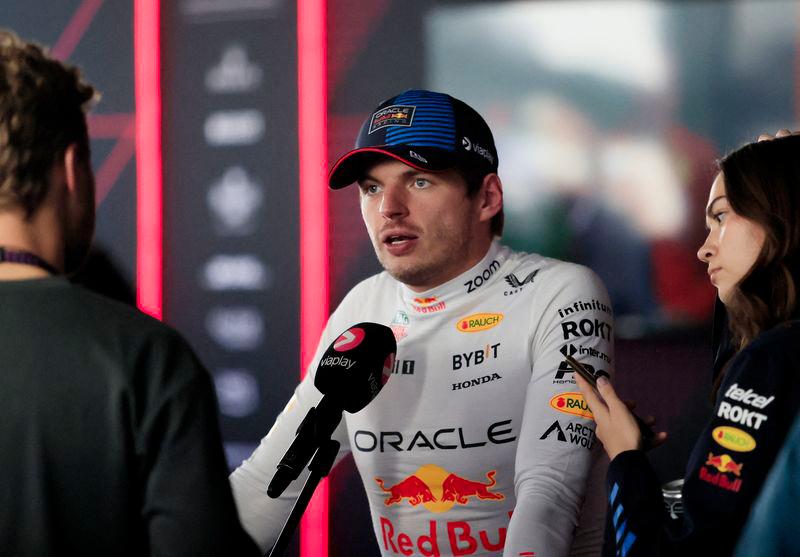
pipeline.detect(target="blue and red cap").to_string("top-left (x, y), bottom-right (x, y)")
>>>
top-left (328, 89), bottom-right (499, 189)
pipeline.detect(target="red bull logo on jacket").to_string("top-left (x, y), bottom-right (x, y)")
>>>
top-left (704, 453), bottom-right (743, 476)
top-left (549, 392), bottom-right (594, 420)
top-left (375, 464), bottom-right (504, 514)
top-left (700, 453), bottom-right (744, 493)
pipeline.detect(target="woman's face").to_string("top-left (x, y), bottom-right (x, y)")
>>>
top-left (697, 173), bottom-right (767, 304)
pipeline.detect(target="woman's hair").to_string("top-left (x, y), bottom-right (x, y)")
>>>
top-left (719, 134), bottom-right (800, 349)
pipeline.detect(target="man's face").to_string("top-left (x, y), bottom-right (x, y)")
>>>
top-left (64, 154), bottom-right (95, 274)
top-left (357, 159), bottom-right (487, 291)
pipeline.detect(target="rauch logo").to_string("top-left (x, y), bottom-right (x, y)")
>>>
top-left (549, 392), bottom-right (594, 420)
top-left (712, 426), bottom-right (756, 452)
top-left (456, 313), bottom-right (503, 333)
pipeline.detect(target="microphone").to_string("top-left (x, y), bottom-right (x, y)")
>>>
top-left (267, 322), bottom-right (396, 498)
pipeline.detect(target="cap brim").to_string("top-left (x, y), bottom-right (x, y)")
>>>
top-left (328, 146), bottom-right (457, 189)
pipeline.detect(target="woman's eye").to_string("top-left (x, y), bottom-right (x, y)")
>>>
top-left (713, 211), bottom-right (727, 223)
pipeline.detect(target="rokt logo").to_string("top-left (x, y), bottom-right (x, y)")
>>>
top-left (456, 313), bottom-right (503, 333)
top-left (375, 464), bottom-right (504, 513)
top-left (561, 319), bottom-right (612, 341)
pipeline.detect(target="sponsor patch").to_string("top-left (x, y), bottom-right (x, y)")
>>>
top-left (712, 426), bottom-right (756, 452)
top-left (369, 105), bottom-right (416, 134)
top-left (557, 299), bottom-right (613, 319)
top-left (375, 464), bottom-right (504, 513)
top-left (464, 260), bottom-right (501, 293)
top-left (411, 296), bottom-right (446, 314)
top-left (539, 420), bottom-right (595, 450)
top-left (452, 343), bottom-right (500, 370)
top-left (549, 392), bottom-right (594, 420)
top-left (392, 359), bottom-right (416, 375)
top-left (717, 401), bottom-right (768, 430)
top-left (390, 310), bottom-right (409, 342)
top-left (452, 372), bottom-right (502, 391)
top-left (705, 453), bottom-right (743, 476)
top-left (724, 383), bottom-right (775, 409)
top-left (456, 313), bottom-right (504, 333)
top-left (561, 318), bottom-right (612, 341)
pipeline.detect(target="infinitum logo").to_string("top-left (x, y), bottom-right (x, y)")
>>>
top-left (456, 313), bottom-right (503, 333)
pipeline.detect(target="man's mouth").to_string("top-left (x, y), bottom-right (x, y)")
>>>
top-left (385, 235), bottom-right (415, 245)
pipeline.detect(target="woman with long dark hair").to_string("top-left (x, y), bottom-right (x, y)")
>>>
top-left (576, 133), bottom-right (800, 556)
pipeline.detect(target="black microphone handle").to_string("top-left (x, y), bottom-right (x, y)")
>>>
top-left (267, 396), bottom-right (343, 498)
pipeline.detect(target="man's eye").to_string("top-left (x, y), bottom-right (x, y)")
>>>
top-left (413, 178), bottom-right (429, 188)
top-left (362, 184), bottom-right (380, 195)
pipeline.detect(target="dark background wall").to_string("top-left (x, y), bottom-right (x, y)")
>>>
top-left (2, 1), bottom-right (797, 556)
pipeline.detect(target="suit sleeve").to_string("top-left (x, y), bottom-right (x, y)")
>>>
top-left (605, 334), bottom-right (800, 556)
top-left (505, 264), bottom-right (614, 557)
top-left (138, 330), bottom-right (260, 557)
top-left (229, 319), bottom-right (353, 552)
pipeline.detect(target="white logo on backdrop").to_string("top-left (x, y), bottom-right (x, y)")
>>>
top-left (204, 109), bottom-right (264, 146)
top-left (214, 369), bottom-right (260, 417)
top-left (206, 43), bottom-right (263, 93)
top-left (206, 307), bottom-right (265, 350)
top-left (207, 167), bottom-right (264, 235)
top-left (202, 254), bottom-right (273, 291)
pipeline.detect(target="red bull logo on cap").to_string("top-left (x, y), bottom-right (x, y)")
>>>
top-left (549, 392), bottom-right (594, 420)
top-left (375, 464), bottom-right (504, 514)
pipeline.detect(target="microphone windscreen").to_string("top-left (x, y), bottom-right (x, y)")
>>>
top-left (314, 322), bottom-right (396, 413)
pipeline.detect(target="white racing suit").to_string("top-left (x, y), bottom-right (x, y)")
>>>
top-left (231, 241), bottom-right (615, 556)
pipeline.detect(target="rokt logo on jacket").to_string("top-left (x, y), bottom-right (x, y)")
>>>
top-left (456, 313), bottom-right (503, 333)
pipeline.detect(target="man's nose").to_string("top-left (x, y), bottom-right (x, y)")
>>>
top-left (379, 187), bottom-right (408, 219)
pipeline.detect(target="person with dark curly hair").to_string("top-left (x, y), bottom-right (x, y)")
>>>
top-left (0, 29), bottom-right (258, 556)
top-left (576, 132), bottom-right (800, 556)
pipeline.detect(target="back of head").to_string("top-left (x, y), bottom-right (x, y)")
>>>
top-left (719, 134), bottom-right (800, 345)
top-left (0, 30), bottom-right (97, 217)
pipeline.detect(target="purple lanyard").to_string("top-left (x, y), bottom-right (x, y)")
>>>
top-left (0, 247), bottom-right (59, 275)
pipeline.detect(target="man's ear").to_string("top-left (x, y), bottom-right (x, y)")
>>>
top-left (478, 173), bottom-right (503, 223)
top-left (62, 144), bottom-right (82, 194)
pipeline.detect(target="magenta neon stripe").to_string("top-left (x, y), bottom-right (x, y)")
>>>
top-left (133, 0), bottom-right (163, 320)
top-left (51, 0), bottom-right (104, 61)
top-left (297, 0), bottom-right (330, 555)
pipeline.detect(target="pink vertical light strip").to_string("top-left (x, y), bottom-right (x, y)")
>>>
top-left (297, 0), bottom-right (330, 555)
top-left (133, 0), bottom-right (163, 320)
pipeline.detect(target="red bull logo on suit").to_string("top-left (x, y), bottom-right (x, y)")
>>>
top-left (375, 465), bottom-right (510, 556)
top-left (375, 464), bottom-right (504, 513)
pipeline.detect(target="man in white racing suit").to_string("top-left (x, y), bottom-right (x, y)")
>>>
top-left (231, 89), bottom-right (614, 556)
